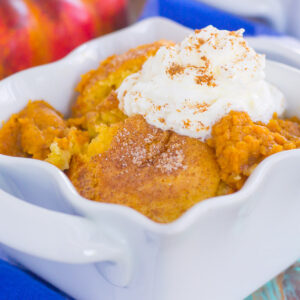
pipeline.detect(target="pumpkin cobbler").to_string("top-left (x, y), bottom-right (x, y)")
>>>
top-left (0, 27), bottom-right (299, 223)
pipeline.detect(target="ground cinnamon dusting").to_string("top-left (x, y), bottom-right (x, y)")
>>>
top-left (229, 31), bottom-right (240, 38)
top-left (166, 63), bottom-right (185, 77)
top-left (201, 56), bottom-right (209, 68)
top-left (195, 74), bottom-right (216, 86)
top-left (159, 118), bottom-right (166, 124)
top-left (190, 103), bottom-right (210, 114)
top-left (183, 119), bottom-right (191, 129)
top-left (195, 38), bottom-right (205, 49)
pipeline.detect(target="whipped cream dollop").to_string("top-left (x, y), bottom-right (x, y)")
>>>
top-left (117, 26), bottom-right (285, 140)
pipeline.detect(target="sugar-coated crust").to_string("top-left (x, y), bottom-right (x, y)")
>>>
top-left (68, 115), bottom-right (220, 223)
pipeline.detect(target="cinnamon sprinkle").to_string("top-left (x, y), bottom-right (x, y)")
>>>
top-left (201, 56), bottom-right (210, 70)
top-left (195, 74), bottom-right (216, 87)
top-left (196, 121), bottom-right (209, 131)
top-left (192, 103), bottom-right (210, 114)
top-left (195, 38), bottom-right (205, 49)
top-left (158, 118), bottom-right (166, 124)
top-left (229, 31), bottom-right (241, 38)
top-left (183, 119), bottom-right (191, 129)
top-left (166, 63), bottom-right (185, 78)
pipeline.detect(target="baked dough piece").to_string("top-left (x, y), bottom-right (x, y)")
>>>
top-left (68, 115), bottom-right (220, 223)
top-left (208, 111), bottom-right (300, 189)
top-left (0, 101), bottom-right (67, 159)
top-left (72, 40), bottom-right (173, 118)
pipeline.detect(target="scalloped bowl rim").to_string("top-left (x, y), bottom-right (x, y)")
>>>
top-left (1, 148), bottom-right (300, 234)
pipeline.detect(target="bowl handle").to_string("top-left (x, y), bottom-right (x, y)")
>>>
top-left (0, 188), bottom-right (132, 286)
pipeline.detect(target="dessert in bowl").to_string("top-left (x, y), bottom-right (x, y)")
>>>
top-left (0, 25), bottom-right (296, 223)
top-left (0, 18), bottom-right (300, 300)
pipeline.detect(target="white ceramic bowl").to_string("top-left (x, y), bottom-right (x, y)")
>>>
top-left (0, 17), bottom-right (300, 300)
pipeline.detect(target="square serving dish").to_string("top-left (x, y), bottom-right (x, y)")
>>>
top-left (0, 17), bottom-right (300, 300)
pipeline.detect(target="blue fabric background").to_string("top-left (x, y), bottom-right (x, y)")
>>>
top-left (0, 260), bottom-right (68, 299)
top-left (141, 0), bottom-right (279, 36)
top-left (0, 0), bottom-right (281, 299)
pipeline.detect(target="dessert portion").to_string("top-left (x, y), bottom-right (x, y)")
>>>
top-left (208, 111), bottom-right (300, 189)
top-left (0, 27), bottom-right (300, 223)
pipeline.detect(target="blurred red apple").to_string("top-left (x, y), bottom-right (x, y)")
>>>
top-left (0, 0), bottom-right (127, 79)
